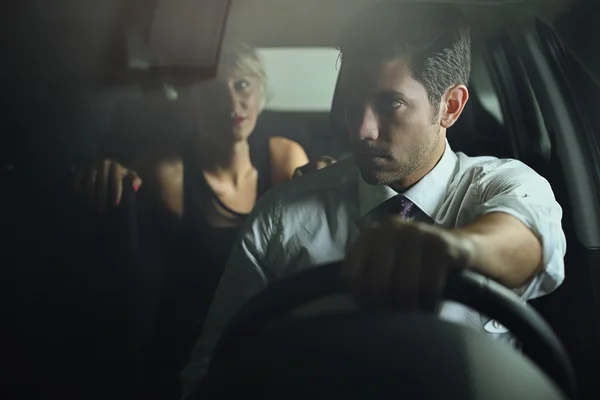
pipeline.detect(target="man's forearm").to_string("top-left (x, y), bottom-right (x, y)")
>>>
top-left (453, 212), bottom-right (543, 288)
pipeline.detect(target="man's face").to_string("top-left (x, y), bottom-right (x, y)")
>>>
top-left (341, 58), bottom-right (444, 186)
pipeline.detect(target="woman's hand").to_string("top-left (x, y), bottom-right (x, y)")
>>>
top-left (74, 159), bottom-right (142, 212)
top-left (293, 156), bottom-right (337, 178)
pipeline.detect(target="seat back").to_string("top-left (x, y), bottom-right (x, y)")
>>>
top-left (2, 165), bottom-right (144, 398)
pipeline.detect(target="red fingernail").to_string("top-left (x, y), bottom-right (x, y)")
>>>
top-left (133, 183), bottom-right (140, 192)
top-left (115, 199), bottom-right (120, 206)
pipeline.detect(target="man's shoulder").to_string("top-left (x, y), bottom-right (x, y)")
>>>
top-left (454, 152), bottom-right (542, 183)
top-left (253, 157), bottom-right (357, 217)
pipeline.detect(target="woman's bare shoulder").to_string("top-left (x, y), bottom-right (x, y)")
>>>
top-left (268, 136), bottom-right (304, 153)
top-left (268, 136), bottom-right (309, 184)
top-left (134, 153), bottom-right (185, 215)
top-left (134, 152), bottom-right (183, 182)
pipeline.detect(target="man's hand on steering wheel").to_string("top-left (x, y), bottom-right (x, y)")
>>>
top-left (341, 217), bottom-right (476, 312)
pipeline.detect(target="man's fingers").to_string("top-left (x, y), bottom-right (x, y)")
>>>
top-left (343, 220), bottom-right (460, 313)
top-left (361, 228), bottom-right (397, 308)
top-left (391, 229), bottom-right (422, 312)
top-left (293, 166), bottom-right (307, 178)
top-left (315, 156), bottom-right (337, 170)
top-left (293, 157), bottom-right (337, 179)
top-left (341, 228), bottom-right (377, 304)
top-left (315, 160), bottom-right (330, 170)
top-left (418, 234), bottom-right (450, 313)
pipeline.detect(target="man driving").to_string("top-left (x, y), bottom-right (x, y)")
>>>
top-left (181, 2), bottom-right (565, 394)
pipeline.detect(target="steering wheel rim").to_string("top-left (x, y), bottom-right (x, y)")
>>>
top-left (209, 262), bottom-right (577, 399)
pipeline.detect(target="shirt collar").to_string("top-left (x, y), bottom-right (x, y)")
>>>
top-left (358, 139), bottom-right (458, 221)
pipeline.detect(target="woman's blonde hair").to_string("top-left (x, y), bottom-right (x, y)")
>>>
top-left (218, 42), bottom-right (268, 111)
top-left (163, 42), bottom-right (268, 110)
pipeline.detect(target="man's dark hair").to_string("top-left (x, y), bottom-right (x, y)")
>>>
top-left (339, 2), bottom-right (471, 111)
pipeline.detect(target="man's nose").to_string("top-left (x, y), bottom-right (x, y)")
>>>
top-left (352, 106), bottom-right (379, 141)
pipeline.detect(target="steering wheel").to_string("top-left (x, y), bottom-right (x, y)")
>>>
top-left (205, 262), bottom-right (577, 399)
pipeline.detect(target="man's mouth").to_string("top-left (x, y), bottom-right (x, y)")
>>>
top-left (355, 146), bottom-right (391, 158)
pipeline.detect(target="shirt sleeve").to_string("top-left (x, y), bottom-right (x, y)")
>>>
top-left (469, 160), bottom-right (566, 300)
top-left (179, 197), bottom-right (282, 395)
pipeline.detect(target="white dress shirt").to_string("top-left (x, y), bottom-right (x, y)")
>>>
top-left (180, 140), bottom-right (566, 393)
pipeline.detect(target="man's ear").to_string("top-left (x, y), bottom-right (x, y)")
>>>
top-left (439, 84), bottom-right (469, 129)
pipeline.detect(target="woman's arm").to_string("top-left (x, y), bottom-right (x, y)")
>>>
top-left (73, 150), bottom-right (184, 215)
top-left (147, 156), bottom-right (185, 217)
top-left (74, 159), bottom-right (143, 211)
top-left (269, 136), bottom-right (309, 185)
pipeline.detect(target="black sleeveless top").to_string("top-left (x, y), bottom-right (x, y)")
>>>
top-left (139, 133), bottom-right (272, 396)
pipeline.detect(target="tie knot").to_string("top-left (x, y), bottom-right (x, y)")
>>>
top-left (366, 195), bottom-right (434, 224)
top-left (372, 195), bottom-right (415, 219)
top-left (394, 196), bottom-right (415, 218)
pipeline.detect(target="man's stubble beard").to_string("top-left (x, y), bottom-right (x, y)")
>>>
top-left (373, 123), bottom-right (442, 187)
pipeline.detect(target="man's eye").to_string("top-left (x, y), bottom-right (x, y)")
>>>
top-left (375, 98), bottom-right (405, 115)
top-left (394, 98), bottom-right (406, 107)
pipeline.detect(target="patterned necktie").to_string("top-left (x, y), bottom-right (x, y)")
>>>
top-left (393, 196), bottom-right (416, 219)
top-left (371, 195), bottom-right (432, 224)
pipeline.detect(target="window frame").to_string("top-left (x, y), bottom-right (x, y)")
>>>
top-left (503, 18), bottom-right (600, 249)
top-left (482, 31), bottom-right (549, 171)
top-left (535, 19), bottom-right (600, 186)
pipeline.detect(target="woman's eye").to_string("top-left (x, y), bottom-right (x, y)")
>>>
top-left (234, 79), bottom-right (251, 92)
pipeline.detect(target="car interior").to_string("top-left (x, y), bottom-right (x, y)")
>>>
top-left (2, 0), bottom-right (599, 399)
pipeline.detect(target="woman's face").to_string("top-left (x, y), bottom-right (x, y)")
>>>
top-left (192, 67), bottom-right (263, 145)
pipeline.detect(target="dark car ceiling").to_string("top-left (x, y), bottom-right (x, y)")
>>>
top-left (224, 0), bottom-right (575, 47)
top-left (0, 0), bottom-right (577, 83)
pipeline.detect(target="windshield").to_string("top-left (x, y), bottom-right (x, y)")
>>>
top-left (4, 2), bottom-right (599, 400)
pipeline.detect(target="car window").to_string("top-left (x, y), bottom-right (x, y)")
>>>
top-left (471, 51), bottom-right (504, 126)
top-left (257, 47), bottom-right (340, 112)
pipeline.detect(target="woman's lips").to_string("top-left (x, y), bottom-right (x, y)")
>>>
top-left (233, 116), bottom-right (247, 125)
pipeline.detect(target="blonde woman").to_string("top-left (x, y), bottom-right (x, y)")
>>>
top-left (76, 43), bottom-right (332, 398)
